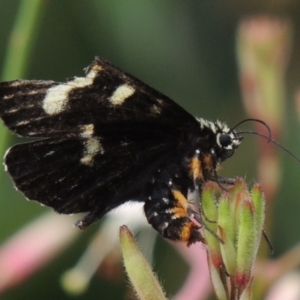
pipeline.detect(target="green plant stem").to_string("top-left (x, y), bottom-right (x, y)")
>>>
top-left (0, 0), bottom-right (44, 178)
top-left (1, 0), bottom-right (44, 81)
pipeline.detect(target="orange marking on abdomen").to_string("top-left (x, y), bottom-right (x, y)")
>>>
top-left (178, 221), bottom-right (200, 245)
top-left (171, 207), bottom-right (189, 218)
top-left (170, 191), bottom-right (203, 245)
top-left (172, 189), bottom-right (189, 210)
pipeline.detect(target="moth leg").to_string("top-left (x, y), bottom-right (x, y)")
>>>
top-left (217, 176), bottom-right (236, 186)
top-left (144, 182), bottom-right (204, 246)
top-left (206, 176), bottom-right (236, 192)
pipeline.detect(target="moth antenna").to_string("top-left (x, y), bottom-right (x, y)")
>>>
top-left (204, 224), bottom-right (224, 244)
top-left (231, 118), bottom-right (272, 142)
top-left (262, 229), bottom-right (274, 254)
top-left (238, 130), bottom-right (300, 164)
top-left (200, 206), bottom-right (217, 224)
top-left (210, 170), bottom-right (235, 193)
top-left (231, 118), bottom-right (300, 163)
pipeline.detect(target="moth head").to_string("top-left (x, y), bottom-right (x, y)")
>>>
top-left (196, 118), bottom-right (243, 163)
top-left (196, 117), bottom-right (297, 167)
top-left (215, 128), bottom-right (243, 161)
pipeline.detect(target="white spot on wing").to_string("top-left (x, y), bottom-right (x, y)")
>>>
top-left (42, 64), bottom-right (102, 115)
top-left (3, 94), bottom-right (14, 100)
top-left (121, 141), bottom-right (129, 146)
top-left (15, 120), bottom-right (30, 126)
top-left (27, 90), bottom-right (39, 96)
top-left (10, 81), bottom-right (23, 87)
top-left (109, 84), bottom-right (135, 105)
top-left (44, 150), bottom-right (55, 157)
top-left (80, 124), bottom-right (94, 138)
top-left (86, 64), bottom-right (102, 79)
top-left (43, 79), bottom-right (88, 115)
top-left (15, 116), bottom-right (44, 128)
top-left (150, 104), bottom-right (161, 115)
top-left (80, 138), bottom-right (104, 166)
top-left (6, 107), bottom-right (19, 113)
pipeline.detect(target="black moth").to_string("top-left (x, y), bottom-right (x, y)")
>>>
top-left (0, 57), bottom-right (243, 245)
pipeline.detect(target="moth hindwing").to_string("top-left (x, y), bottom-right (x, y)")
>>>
top-left (0, 57), bottom-right (242, 245)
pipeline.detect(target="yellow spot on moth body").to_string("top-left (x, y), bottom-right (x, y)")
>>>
top-left (109, 84), bottom-right (135, 105)
top-left (42, 64), bottom-right (102, 115)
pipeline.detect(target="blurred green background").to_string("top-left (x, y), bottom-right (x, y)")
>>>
top-left (1, 1), bottom-right (300, 299)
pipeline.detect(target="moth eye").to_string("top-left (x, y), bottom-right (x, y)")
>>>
top-left (219, 133), bottom-right (232, 148)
